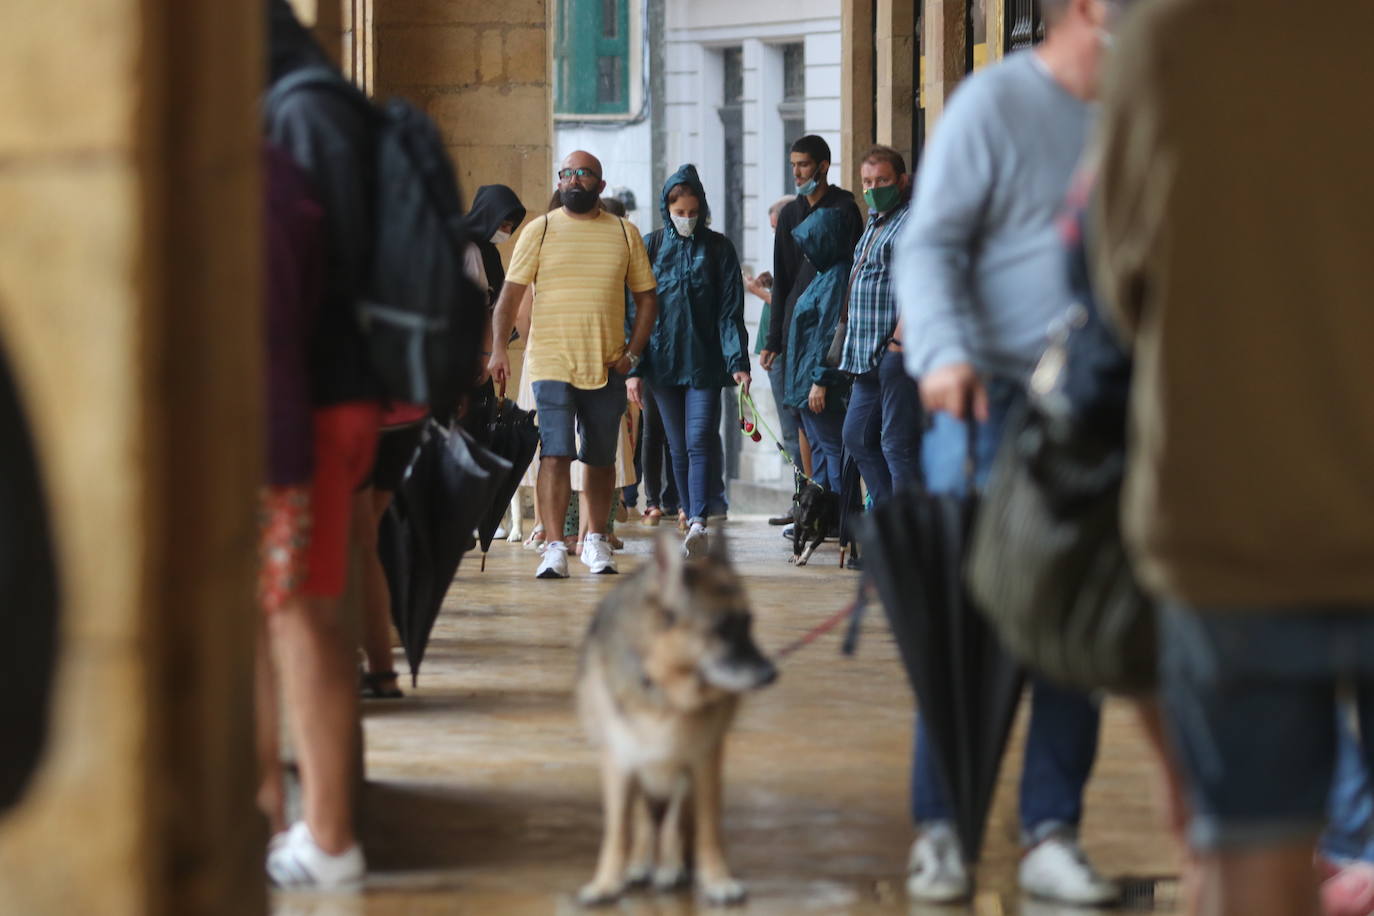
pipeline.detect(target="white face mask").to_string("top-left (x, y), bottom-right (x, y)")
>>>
top-left (671, 215), bottom-right (698, 238)
top-left (490, 229), bottom-right (512, 244)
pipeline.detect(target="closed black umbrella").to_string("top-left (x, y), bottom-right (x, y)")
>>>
top-left (0, 341), bottom-right (58, 813)
top-left (860, 424), bottom-right (1024, 866)
top-left (474, 390), bottom-right (538, 570)
top-left (836, 453), bottom-right (864, 568)
top-left (381, 421), bottom-right (509, 684)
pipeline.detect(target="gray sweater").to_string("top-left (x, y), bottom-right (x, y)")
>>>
top-left (897, 51), bottom-right (1090, 382)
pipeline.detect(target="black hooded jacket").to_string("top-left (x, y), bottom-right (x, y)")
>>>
top-left (765, 184), bottom-right (863, 355)
top-left (458, 185), bottom-right (526, 304)
top-left (265, 0), bottom-right (379, 404)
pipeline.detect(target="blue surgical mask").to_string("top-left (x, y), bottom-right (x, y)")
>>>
top-left (797, 177), bottom-right (817, 197)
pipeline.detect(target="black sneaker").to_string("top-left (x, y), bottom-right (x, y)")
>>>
top-left (768, 512), bottom-right (794, 526)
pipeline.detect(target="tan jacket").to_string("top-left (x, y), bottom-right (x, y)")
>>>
top-left (1095, 0), bottom-right (1374, 607)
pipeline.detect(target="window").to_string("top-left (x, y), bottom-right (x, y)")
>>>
top-left (597, 55), bottom-right (621, 104)
top-left (778, 42), bottom-right (805, 194)
top-left (555, 0), bottom-right (634, 116)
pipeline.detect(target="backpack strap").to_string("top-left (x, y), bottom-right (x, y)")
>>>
top-left (264, 66), bottom-right (373, 121)
top-left (532, 213), bottom-right (551, 285)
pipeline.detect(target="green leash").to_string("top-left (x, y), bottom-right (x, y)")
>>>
top-left (737, 387), bottom-right (817, 488)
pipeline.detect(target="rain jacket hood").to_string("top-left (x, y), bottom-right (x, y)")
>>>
top-left (461, 184), bottom-right (526, 243)
top-left (638, 164), bottom-right (749, 389)
top-left (657, 163), bottom-right (712, 234)
top-left (783, 207), bottom-right (853, 408)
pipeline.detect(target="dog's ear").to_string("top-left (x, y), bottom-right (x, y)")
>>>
top-left (652, 531), bottom-right (682, 582)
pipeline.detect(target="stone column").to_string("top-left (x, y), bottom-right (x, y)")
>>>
top-left (374, 0), bottom-right (554, 235)
top-left (922, 0), bottom-right (969, 127)
top-left (876, 0), bottom-right (917, 169)
top-left (840, 0), bottom-right (876, 193)
top-left (0, 0), bottom-right (264, 914)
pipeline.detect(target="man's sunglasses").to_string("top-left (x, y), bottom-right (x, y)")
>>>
top-left (557, 167), bottom-right (601, 181)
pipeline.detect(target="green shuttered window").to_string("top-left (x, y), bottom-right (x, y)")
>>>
top-left (556, 0), bottom-right (631, 116)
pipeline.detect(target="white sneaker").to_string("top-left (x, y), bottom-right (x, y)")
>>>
top-left (536, 541), bottom-right (569, 579)
top-left (580, 533), bottom-right (618, 574)
top-left (905, 822), bottom-right (970, 903)
top-left (1019, 833), bottom-right (1119, 905)
top-left (683, 522), bottom-right (708, 558)
top-left (266, 821), bottom-right (365, 889)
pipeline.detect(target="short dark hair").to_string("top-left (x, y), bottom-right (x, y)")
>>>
top-left (665, 183), bottom-right (699, 206)
top-left (860, 145), bottom-right (907, 175)
top-left (790, 135), bottom-right (832, 166)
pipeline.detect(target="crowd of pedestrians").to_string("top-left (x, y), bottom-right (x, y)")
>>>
top-left (251, 0), bottom-right (1374, 911)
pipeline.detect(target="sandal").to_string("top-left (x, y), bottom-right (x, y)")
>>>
top-left (677, 510), bottom-right (688, 532)
top-left (360, 670), bottom-right (404, 699)
top-left (523, 524), bottom-right (546, 550)
top-left (643, 507), bottom-right (662, 526)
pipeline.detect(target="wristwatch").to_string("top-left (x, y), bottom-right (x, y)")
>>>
top-left (626, 351), bottom-right (641, 369)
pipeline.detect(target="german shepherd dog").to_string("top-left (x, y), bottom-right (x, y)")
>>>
top-left (790, 479), bottom-right (839, 567)
top-left (576, 534), bottom-right (777, 906)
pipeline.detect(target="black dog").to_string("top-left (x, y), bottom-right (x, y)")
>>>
top-left (790, 480), bottom-right (838, 567)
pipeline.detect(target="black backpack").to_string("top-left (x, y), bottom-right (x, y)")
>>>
top-left (266, 69), bottom-right (485, 409)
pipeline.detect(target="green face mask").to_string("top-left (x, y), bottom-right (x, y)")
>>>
top-left (863, 183), bottom-right (902, 213)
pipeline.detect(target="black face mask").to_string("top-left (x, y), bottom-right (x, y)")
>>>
top-left (561, 186), bottom-right (600, 214)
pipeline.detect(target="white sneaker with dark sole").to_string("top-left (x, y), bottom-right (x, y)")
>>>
top-left (580, 533), bottom-right (618, 574)
top-left (906, 822), bottom-right (971, 903)
top-left (266, 821), bottom-right (365, 890)
top-left (536, 541), bottom-right (570, 579)
top-left (683, 522), bottom-right (708, 558)
top-left (1019, 833), bottom-right (1119, 905)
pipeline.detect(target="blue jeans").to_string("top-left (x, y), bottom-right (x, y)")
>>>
top-left (841, 349), bottom-right (924, 503)
top-left (1323, 709), bottom-right (1374, 863)
top-left (640, 385), bottom-right (679, 512)
top-left (1159, 604), bottom-right (1374, 850)
top-left (766, 359), bottom-right (803, 470)
top-left (652, 384), bottom-right (722, 522)
top-left (911, 378), bottom-right (1102, 842)
top-left (799, 396), bottom-right (846, 492)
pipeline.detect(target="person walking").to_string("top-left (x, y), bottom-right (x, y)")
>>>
top-left (1096, 1), bottom-right (1374, 914)
top-left (261, 0), bottom-right (384, 888)
top-left (838, 145), bottom-right (921, 504)
top-left (632, 165), bottom-right (750, 558)
top-left (488, 151), bottom-right (657, 579)
top-left (759, 135), bottom-right (863, 491)
top-left (895, 0), bottom-right (1126, 904)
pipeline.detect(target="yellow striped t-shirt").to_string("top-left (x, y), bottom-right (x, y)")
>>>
top-left (506, 208), bottom-right (657, 389)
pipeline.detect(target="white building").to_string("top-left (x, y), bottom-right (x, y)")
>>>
top-left (554, 0), bottom-right (844, 503)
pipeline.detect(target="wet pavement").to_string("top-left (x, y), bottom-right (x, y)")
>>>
top-left (273, 518), bottom-right (1182, 916)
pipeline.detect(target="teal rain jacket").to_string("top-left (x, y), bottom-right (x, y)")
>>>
top-left (639, 164), bottom-right (750, 390)
top-left (783, 207), bottom-right (854, 410)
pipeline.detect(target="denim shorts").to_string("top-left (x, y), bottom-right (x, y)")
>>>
top-left (531, 374), bottom-right (627, 468)
top-left (1158, 603), bottom-right (1374, 850)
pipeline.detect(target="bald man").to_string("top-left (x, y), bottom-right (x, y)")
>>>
top-left (488, 151), bottom-right (658, 579)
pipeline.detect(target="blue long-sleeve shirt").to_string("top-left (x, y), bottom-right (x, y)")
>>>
top-left (896, 51), bottom-right (1091, 383)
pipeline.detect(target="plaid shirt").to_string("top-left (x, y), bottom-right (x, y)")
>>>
top-left (839, 202), bottom-right (911, 375)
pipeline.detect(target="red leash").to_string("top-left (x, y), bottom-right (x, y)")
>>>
top-left (774, 598), bottom-right (862, 661)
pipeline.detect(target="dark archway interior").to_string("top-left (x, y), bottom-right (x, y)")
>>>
top-left (0, 337), bottom-right (59, 815)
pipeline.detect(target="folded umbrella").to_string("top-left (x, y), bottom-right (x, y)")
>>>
top-left (860, 421), bottom-right (1024, 867)
top-left (381, 420), bottom-right (509, 685)
top-left (474, 389), bottom-right (538, 570)
top-left (836, 453), bottom-right (864, 567)
top-left (0, 342), bottom-right (59, 813)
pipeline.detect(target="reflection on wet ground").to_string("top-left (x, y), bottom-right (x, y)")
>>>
top-left (273, 518), bottom-right (1181, 915)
